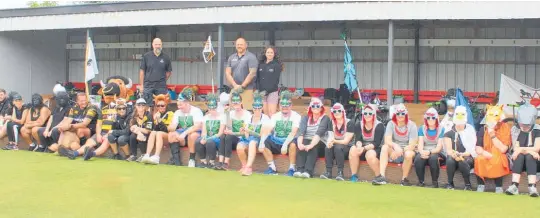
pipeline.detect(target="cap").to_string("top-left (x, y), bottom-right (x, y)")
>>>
top-left (136, 98), bottom-right (147, 105)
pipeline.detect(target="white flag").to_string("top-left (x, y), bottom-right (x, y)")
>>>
top-left (498, 74), bottom-right (540, 116)
top-left (85, 36), bottom-right (99, 82)
top-left (202, 35), bottom-right (215, 63)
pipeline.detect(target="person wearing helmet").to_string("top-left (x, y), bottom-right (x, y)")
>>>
top-left (414, 108), bottom-right (446, 188)
top-left (474, 105), bottom-right (512, 193)
top-left (195, 93), bottom-right (226, 168)
top-left (505, 103), bottom-right (540, 197)
top-left (443, 106), bottom-right (477, 190)
top-left (376, 103), bottom-right (418, 186)
top-left (349, 104), bottom-right (386, 183)
top-left (294, 97), bottom-right (330, 179)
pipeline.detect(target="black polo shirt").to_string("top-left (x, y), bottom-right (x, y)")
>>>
top-left (140, 51), bottom-right (172, 89)
top-left (256, 60), bottom-right (282, 93)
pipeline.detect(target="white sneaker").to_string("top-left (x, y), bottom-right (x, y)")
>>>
top-left (149, 155), bottom-right (160, 165)
top-left (495, 187), bottom-right (504, 194)
top-left (293, 172), bottom-right (303, 178)
top-left (301, 172), bottom-right (311, 178)
top-left (140, 154), bottom-right (151, 164)
top-left (476, 185), bottom-right (485, 192)
top-left (188, 159), bottom-right (196, 168)
top-left (505, 184), bottom-right (519, 195)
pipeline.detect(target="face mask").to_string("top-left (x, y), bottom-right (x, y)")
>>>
top-left (32, 94), bottom-right (43, 107)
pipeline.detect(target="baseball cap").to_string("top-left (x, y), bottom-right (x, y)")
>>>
top-left (135, 98), bottom-right (147, 105)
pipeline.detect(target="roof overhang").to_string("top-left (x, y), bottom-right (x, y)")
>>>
top-left (2, 1), bottom-right (540, 32)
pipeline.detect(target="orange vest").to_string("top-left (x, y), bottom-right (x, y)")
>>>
top-left (474, 123), bottom-right (512, 179)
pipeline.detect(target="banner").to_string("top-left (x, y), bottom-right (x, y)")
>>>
top-left (85, 35), bottom-right (99, 82)
top-left (498, 74), bottom-right (540, 116)
top-left (343, 41), bottom-right (358, 93)
top-left (202, 35), bottom-right (215, 63)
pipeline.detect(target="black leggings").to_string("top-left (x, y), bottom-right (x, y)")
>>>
top-left (129, 133), bottom-right (148, 157)
top-left (512, 153), bottom-right (538, 176)
top-left (446, 156), bottom-right (474, 185)
top-left (296, 139), bottom-right (322, 174)
top-left (325, 143), bottom-right (349, 171)
top-left (414, 153), bottom-right (443, 183)
top-left (6, 122), bottom-right (21, 143)
top-left (196, 138), bottom-right (218, 161)
top-left (37, 127), bottom-right (61, 147)
top-left (219, 135), bottom-right (238, 158)
top-left (476, 175), bottom-right (503, 187)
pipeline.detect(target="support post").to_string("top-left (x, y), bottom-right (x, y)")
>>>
top-left (413, 21), bottom-right (420, 103)
top-left (217, 24), bottom-right (225, 88)
top-left (387, 20), bottom-right (394, 106)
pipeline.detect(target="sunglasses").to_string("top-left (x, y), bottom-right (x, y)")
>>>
top-left (117, 107), bottom-right (127, 111)
top-left (156, 104), bottom-right (166, 108)
top-left (396, 112), bottom-right (407, 116)
top-left (426, 116), bottom-right (437, 120)
top-left (363, 111), bottom-right (374, 116)
top-left (281, 104), bottom-right (292, 108)
top-left (331, 109), bottom-right (342, 114)
top-left (136, 104), bottom-right (147, 107)
top-left (310, 104), bottom-right (321, 109)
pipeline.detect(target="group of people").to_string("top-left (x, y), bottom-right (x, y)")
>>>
top-left (1, 36), bottom-right (539, 198)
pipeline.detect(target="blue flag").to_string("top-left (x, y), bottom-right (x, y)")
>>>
top-left (343, 41), bottom-right (358, 93)
top-left (455, 88), bottom-right (475, 127)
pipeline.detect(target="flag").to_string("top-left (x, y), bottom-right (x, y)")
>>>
top-left (85, 35), bottom-right (99, 82)
top-left (202, 35), bottom-right (215, 63)
top-left (498, 74), bottom-right (540, 116)
top-left (455, 88), bottom-right (475, 127)
top-left (343, 41), bottom-right (358, 93)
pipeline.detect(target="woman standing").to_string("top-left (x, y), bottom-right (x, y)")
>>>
top-left (257, 46), bottom-right (283, 117)
top-left (294, 98), bottom-right (330, 179)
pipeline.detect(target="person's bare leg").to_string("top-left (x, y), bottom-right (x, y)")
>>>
top-left (263, 102), bottom-right (270, 117)
top-left (379, 144), bottom-right (392, 177)
top-left (49, 143), bottom-right (59, 152)
top-left (31, 127), bottom-right (41, 145)
top-left (402, 150), bottom-right (415, 180)
top-left (146, 131), bottom-right (157, 155)
top-left (268, 103), bottom-right (278, 117)
top-left (21, 127), bottom-right (32, 145)
top-left (0, 126), bottom-right (7, 139)
top-left (154, 132), bottom-right (168, 156)
top-left (262, 148), bottom-right (274, 162)
top-left (246, 141), bottom-right (257, 168)
top-left (94, 140), bottom-right (111, 156)
top-left (120, 145), bottom-right (130, 157)
top-left (366, 150), bottom-right (380, 176)
top-left (349, 147), bottom-right (361, 175)
top-left (237, 143), bottom-right (247, 167)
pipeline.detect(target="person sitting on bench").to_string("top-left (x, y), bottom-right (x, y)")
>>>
top-left (294, 97), bottom-right (330, 179)
top-left (259, 90), bottom-right (300, 176)
top-left (323, 103), bottom-right (354, 181)
top-left (2, 92), bottom-right (28, 150)
top-left (376, 103), bottom-right (418, 186)
top-left (414, 108), bottom-right (445, 188)
top-left (34, 91), bottom-right (71, 152)
top-left (141, 94), bottom-right (174, 164)
top-left (195, 93), bottom-right (225, 168)
top-left (218, 89), bottom-right (251, 170)
top-left (443, 106), bottom-right (477, 190)
top-left (22, 94), bottom-right (51, 151)
top-left (167, 90), bottom-right (204, 167)
top-left (349, 104), bottom-right (385, 183)
top-left (238, 91), bottom-right (270, 176)
top-left (475, 105), bottom-right (511, 193)
top-left (126, 99), bottom-right (154, 162)
top-left (505, 103), bottom-right (540, 197)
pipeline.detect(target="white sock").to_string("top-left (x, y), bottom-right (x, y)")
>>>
top-left (268, 161), bottom-right (276, 170)
top-left (38, 144), bottom-right (44, 148)
top-left (289, 164), bottom-right (296, 170)
top-left (29, 143), bottom-right (35, 147)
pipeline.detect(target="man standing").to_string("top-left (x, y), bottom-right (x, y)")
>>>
top-left (139, 38), bottom-right (173, 106)
top-left (225, 37), bottom-right (258, 110)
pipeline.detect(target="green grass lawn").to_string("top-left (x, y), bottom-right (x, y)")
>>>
top-left (0, 151), bottom-right (539, 218)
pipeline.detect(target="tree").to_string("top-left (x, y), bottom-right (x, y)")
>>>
top-left (27, 1), bottom-right (59, 8)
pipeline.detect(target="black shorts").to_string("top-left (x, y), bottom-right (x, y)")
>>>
top-left (264, 137), bottom-right (296, 155)
top-left (360, 148), bottom-right (381, 161)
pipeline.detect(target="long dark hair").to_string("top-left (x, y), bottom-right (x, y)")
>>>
top-left (259, 46), bottom-right (284, 71)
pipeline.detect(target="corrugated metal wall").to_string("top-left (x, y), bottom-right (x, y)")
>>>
top-left (68, 21), bottom-right (540, 92)
top-left (0, 30), bottom-right (67, 99)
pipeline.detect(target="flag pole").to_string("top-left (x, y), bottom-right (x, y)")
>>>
top-left (84, 29), bottom-right (90, 100)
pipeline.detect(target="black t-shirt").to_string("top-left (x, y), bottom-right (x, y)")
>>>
top-left (355, 122), bottom-right (385, 149)
top-left (131, 111), bottom-right (154, 131)
top-left (8, 106), bottom-right (25, 123)
top-left (476, 127), bottom-right (485, 148)
top-left (0, 99), bottom-right (10, 116)
top-left (516, 129), bottom-right (540, 148)
top-left (140, 51), bottom-right (172, 89)
top-left (51, 106), bottom-right (70, 127)
top-left (256, 60), bottom-right (282, 93)
top-left (444, 126), bottom-right (467, 152)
